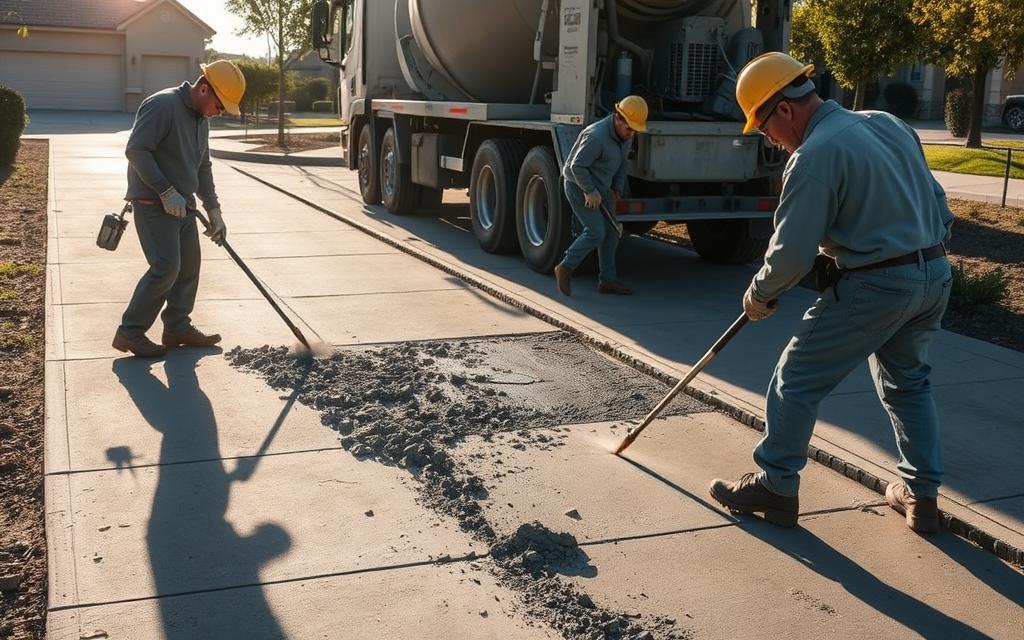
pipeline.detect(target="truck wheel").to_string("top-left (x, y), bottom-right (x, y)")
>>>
top-left (686, 219), bottom-right (771, 264)
top-left (470, 140), bottom-right (526, 253)
top-left (516, 146), bottom-right (571, 274)
top-left (380, 127), bottom-right (421, 214)
top-left (357, 124), bottom-right (381, 205)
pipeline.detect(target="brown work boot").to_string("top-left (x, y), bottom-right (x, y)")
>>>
top-left (885, 481), bottom-right (940, 534)
top-left (112, 329), bottom-right (167, 358)
top-left (598, 280), bottom-right (633, 295)
top-left (710, 472), bottom-right (799, 527)
top-left (162, 325), bottom-right (222, 348)
top-left (554, 263), bottom-right (572, 297)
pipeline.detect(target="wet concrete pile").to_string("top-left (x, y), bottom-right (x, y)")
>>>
top-left (227, 332), bottom-right (707, 638)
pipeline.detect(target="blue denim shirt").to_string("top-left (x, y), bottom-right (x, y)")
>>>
top-left (124, 82), bottom-right (219, 211)
top-left (752, 100), bottom-right (954, 301)
top-left (562, 115), bottom-right (630, 198)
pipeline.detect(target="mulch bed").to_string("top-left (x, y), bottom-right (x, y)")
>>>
top-left (0, 139), bottom-right (48, 640)
top-left (238, 132), bottom-right (340, 153)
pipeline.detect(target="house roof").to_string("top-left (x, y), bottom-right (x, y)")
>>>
top-left (0, 0), bottom-right (214, 35)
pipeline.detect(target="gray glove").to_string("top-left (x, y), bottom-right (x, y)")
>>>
top-left (204, 207), bottom-right (226, 246)
top-left (158, 187), bottom-right (186, 219)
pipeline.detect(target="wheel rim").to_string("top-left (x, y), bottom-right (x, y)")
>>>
top-left (358, 140), bottom-right (372, 191)
top-left (523, 174), bottom-right (549, 248)
top-left (382, 146), bottom-right (396, 199)
top-left (474, 165), bottom-right (496, 231)
top-left (1008, 107), bottom-right (1024, 130)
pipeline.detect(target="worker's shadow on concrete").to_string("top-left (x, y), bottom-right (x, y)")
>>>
top-left (737, 520), bottom-right (988, 638)
top-left (112, 349), bottom-right (296, 639)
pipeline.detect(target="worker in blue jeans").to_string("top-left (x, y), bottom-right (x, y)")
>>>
top-left (553, 96), bottom-right (648, 297)
top-left (709, 53), bottom-right (954, 534)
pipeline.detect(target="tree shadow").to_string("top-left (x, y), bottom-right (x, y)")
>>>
top-left (947, 216), bottom-right (1024, 264)
top-left (111, 349), bottom-right (294, 639)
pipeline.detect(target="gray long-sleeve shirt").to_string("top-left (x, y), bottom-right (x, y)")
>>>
top-left (752, 100), bottom-right (954, 302)
top-left (562, 115), bottom-right (631, 198)
top-left (124, 82), bottom-right (219, 211)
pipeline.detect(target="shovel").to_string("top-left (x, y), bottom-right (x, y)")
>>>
top-left (194, 211), bottom-right (314, 354)
top-left (599, 202), bottom-right (623, 237)
top-left (614, 312), bottom-right (750, 454)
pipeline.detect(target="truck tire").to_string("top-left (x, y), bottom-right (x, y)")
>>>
top-left (357, 124), bottom-right (381, 205)
top-left (686, 219), bottom-right (771, 264)
top-left (470, 139), bottom-right (527, 253)
top-left (515, 146), bottom-right (572, 274)
top-left (380, 127), bottom-right (421, 214)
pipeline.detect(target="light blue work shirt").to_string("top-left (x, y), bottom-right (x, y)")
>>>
top-left (124, 83), bottom-right (220, 212)
top-left (562, 115), bottom-right (630, 197)
top-left (752, 100), bottom-right (953, 302)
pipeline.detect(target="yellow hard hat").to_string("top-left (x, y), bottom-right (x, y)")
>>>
top-left (200, 60), bottom-right (246, 116)
top-left (615, 95), bottom-right (648, 132)
top-left (736, 52), bottom-right (814, 134)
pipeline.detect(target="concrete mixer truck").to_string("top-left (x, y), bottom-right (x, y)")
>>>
top-left (310, 0), bottom-right (792, 273)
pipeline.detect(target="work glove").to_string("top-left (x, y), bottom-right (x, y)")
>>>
top-left (743, 284), bottom-right (777, 321)
top-left (159, 187), bottom-right (187, 219)
top-left (204, 207), bottom-right (227, 246)
top-left (584, 190), bottom-right (602, 209)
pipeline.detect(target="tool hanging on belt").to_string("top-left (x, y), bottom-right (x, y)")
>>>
top-left (96, 203), bottom-right (131, 251)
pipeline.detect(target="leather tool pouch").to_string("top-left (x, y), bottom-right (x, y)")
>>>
top-left (812, 254), bottom-right (843, 293)
top-left (96, 203), bottom-right (131, 251)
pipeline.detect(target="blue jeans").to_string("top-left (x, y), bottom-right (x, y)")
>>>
top-left (755, 256), bottom-right (952, 499)
top-left (559, 182), bottom-right (619, 282)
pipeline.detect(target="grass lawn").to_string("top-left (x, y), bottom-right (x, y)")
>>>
top-left (924, 138), bottom-right (1024, 179)
top-left (287, 117), bottom-right (343, 127)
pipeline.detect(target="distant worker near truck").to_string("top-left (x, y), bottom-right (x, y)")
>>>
top-left (708, 52), bottom-right (954, 534)
top-left (553, 96), bottom-right (648, 298)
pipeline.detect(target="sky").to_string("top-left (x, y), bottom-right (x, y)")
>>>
top-left (176, 0), bottom-right (272, 59)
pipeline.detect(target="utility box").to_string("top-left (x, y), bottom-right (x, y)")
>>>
top-left (635, 123), bottom-right (760, 182)
top-left (654, 17), bottom-right (728, 103)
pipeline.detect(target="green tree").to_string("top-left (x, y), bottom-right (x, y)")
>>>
top-left (226, 0), bottom-right (313, 145)
top-left (236, 60), bottom-right (278, 125)
top-left (801, 0), bottom-right (920, 111)
top-left (912, 0), bottom-right (1024, 147)
top-left (789, 1), bottom-right (826, 73)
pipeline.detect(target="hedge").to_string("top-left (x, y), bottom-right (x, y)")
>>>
top-left (312, 100), bottom-right (335, 113)
top-left (0, 85), bottom-right (27, 167)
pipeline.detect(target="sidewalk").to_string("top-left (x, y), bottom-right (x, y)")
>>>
top-left (42, 131), bottom-right (1024, 638)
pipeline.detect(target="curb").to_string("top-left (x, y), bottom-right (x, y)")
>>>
top-left (210, 146), bottom-right (344, 167)
top-left (230, 164), bottom-right (1024, 570)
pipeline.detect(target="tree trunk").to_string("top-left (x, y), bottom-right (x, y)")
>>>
top-left (966, 64), bottom-right (987, 149)
top-left (277, 8), bottom-right (285, 148)
top-left (853, 80), bottom-right (866, 111)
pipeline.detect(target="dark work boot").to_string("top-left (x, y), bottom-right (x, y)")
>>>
top-left (598, 280), bottom-right (633, 295)
top-left (554, 263), bottom-right (572, 297)
top-left (162, 325), bottom-right (222, 348)
top-left (112, 329), bottom-right (167, 358)
top-left (885, 481), bottom-right (940, 534)
top-left (710, 472), bottom-right (799, 527)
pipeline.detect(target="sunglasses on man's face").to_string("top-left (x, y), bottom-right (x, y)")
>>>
top-left (756, 99), bottom-right (788, 135)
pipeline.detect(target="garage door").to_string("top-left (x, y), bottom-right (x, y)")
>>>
top-left (142, 55), bottom-right (190, 101)
top-left (0, 51), bottom-right (122, 111)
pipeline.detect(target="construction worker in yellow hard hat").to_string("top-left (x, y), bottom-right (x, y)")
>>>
top-left (710, 51), bottom-right (955, 534)
top-left (552, 95), bottom-right (648, 297)
top-left (114, 60), bottom-right (247, 357)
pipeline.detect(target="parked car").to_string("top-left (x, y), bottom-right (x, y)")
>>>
top-left (1003, 95), bottom-right (1024, 131)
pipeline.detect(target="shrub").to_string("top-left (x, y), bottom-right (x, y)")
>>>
top-left (312, 100), bottom-right (335, 113)
top-left (267, 100), bottom-right (296, 116)
top-left (0, 85), bottom-right (27, 167)
top-left (945, 89), bottom-right (971, 138)
top-left (951, 261), bottom-right (1007, 311)
top-left (288, 76), bottom-right (331, 111)
top-left (884, 82), bottom-right (918, 119)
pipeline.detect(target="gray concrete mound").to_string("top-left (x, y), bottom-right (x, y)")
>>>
top-left (226, 332), bottom-right (708, 639)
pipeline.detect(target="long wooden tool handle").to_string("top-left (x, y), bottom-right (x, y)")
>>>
top-left (614, 312), bottom-right (749, 454)
top-left (194, 211), bottom-right (312, 350)
top-left (599, 203), bottom-right (623, 237)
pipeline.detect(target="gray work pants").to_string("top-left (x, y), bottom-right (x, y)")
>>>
top-left (559, 182), bottom-right (619, 282)
top-left (119, 202), bottom-right (201, 337)
top-left (755, 256), bottom-right (952, 499)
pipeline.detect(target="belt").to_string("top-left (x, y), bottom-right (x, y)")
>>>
top-left (132, 198), bottom-right (161, 205)
top-left (849, 244), bottom-right (946, 271)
